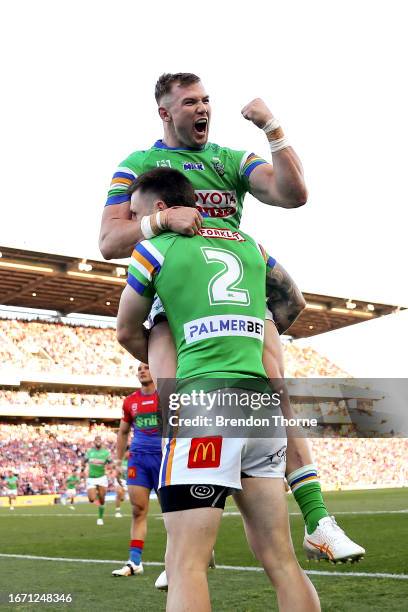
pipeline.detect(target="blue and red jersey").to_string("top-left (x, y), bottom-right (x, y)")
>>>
top-left (122, 389), bottom-right (162, 453)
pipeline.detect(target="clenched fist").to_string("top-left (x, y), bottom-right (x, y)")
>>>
top-left (241, 98), bottom-right (274, 129)
top-left (165, 206), bottom-right (202, 237)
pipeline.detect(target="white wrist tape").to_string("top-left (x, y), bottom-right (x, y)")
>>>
top-left (156, 211), bottom-right (165, 231)
top-left (263, 117), bottom-right (280, 133)
top-left (140, 215), bottom-right (155, 239)
top-left (269, 136), bottom-right (290, 153)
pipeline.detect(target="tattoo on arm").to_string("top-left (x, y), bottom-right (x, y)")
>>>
top-left (266, 263), bottom-right (306, 334)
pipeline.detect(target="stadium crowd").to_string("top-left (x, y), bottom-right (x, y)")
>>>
top-left (0, 318), bottom-right (138, 378)
top-left (0, 388), bottom-right (123, 411)
top-left (0, 317), bottom-right (347, 379)
top-left (1, 317), bottom-right (405, 498)
top-left (1, 423), bottom-right (407, 496)
top-left (0, 423), bottom-right (117, 495)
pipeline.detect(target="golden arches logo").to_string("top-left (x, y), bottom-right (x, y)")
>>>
top-left (193, 442), bottom-right (216, 463)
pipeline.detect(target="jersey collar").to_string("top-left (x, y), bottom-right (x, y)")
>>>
top-left (153, 139), bottom-right (207, 152)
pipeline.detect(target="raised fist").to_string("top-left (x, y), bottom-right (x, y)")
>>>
top-left (241, 98), bottom-right (274, 129)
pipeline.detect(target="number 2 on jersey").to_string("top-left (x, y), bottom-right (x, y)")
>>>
top-left (201, 247), bottom-right (250, 306)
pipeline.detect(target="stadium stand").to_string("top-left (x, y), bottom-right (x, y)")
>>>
top-left (1, 424), bottom-right (407, 495)
top-left (1, 314), bottom-right (406, 495)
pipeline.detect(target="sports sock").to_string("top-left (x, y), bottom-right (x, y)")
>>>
top-left (98, 504), bottom-right (105, 519)
top-left (129, 539), bottom-right (144, 565)
top-left (287, 464), bottom-right (329, 534)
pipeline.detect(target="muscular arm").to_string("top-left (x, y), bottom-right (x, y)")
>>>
top-left (99, 203), bottom-right (202, 260)
top-left (248, 149), bottom-right (307, 208)
top-left (116, 419), bottom-right (131, 462)
top-left (116, 285), bottom-right (153, 363)
top-left (242, 98), bottom-right (307, 208)
top-left (266, 262), bottom-right (306, 335)
top-left (99, 203), bottom-right (142, 260)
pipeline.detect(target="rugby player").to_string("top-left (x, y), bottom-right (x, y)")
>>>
top-left (114, 449), bottom-right (129, 518)
top-left (65, 470), bottom-right (80, 509)
top-left (4, 471), bottom-right (18, 510)
top-left (100, 73), bottom-right (364, 563)
top-left (83, 436), bottom-right (112, 525)
top-left (112, 363), bottom-right (162, 577)
top-left (116, 168), bottom-right (321, 611)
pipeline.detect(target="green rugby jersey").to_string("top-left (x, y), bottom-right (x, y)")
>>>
top-left (66, 475), bottom-right (80, 489)
top-left (85, 448), bottom-right (111, 479)
top-left (127, 220), bottom-right (276, 380)
top-left (106, 141), bottom-right (268, 229)
top-left (5, 476), bottom-right (18, 490)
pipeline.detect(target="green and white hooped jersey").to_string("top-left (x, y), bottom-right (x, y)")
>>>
top-left (127, 220), bottom-right (276, 380)
top-left (106, 141), bottom-right (268, 229)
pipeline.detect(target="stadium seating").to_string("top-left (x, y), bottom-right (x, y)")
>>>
top-left (1, 424), bottom-right (407, 496)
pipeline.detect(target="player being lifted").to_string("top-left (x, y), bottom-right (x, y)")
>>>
top-left (112, 363), bottom-right (162, 577)
top-left (83, 436), bottom-right (112, 525)
top-left (116, 168), bottom-right (321, 612)
top-left (65, 470), bottom-right (80, 510)
top-left (100, 72), bottom-right (364, 563)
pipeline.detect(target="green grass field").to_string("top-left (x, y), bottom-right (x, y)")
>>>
top-left (0, 488), bottom-right (407, 611)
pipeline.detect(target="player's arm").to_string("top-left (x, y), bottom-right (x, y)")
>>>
top-left (100, 202), bottom-right (202, 260)
top-left (117, 420), bottom-right (131, 462)
top-left (81, 454), bottom-right (89, 477)
top-left (241, 98), bottom-right (307, 208)
top-left (266, 260), bottom-right (306, 335)
top-left (116, 419), bottom-right (131, 480)
top-left (116, 285), bottom-right (153, 363)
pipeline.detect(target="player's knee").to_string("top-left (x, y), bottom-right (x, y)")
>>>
top-left (254, 541), bottom-right (297, 578)
top-left (131, 502), bottom-right (147, 519)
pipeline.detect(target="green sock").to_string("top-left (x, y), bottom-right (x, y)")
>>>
top-left (287, 465), bottom-right (329, 534)
top-left (98, 505), bottom-right (105, 519)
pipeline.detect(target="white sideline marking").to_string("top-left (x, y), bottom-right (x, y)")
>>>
top-left (1, 509), bottom-right (407, 518)
top-left (0, 554), bottom-right (407, 581)
top-left (221, 510), bottom-right (408, 517)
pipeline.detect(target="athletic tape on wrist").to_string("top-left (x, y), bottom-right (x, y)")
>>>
top-left (140, 215), bottom-right (155, 239)
top-left (269, 136), bottom-right (290, 153)
top-left (156, 211), bottom-right (164, 230)
top-left (263, 117), bottom-right (280, 133)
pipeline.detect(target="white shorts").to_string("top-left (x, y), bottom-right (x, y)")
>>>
top-left (86, 476), bottom-right (108, 489)
top-left (159, 436), bottom-right (286, 490)
top-left (5, 489), bottom-right (17, 497)
top-left (148, 296), bottom-right (274, 330)
top-left (66, 488), bottom-right (76, 496)
top-left (114, 478), bottom-right (128, 491)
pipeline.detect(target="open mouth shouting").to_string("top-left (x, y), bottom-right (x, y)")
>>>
top-left (193, 117), bottom-right (208, 139)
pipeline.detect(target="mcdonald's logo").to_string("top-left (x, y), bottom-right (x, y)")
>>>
top-left (187, 437), bottom-right (222, 468)
top-left (127, 466), bottom-right (137, 479)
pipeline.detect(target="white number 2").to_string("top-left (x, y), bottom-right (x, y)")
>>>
top-left (201, 247), bottom-right (250, 306)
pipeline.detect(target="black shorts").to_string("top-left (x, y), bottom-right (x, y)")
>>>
top-left (158, 484), bottom-right (231, 513)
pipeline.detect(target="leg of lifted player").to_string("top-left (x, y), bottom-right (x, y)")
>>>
top-left (262, 320), bottom-right (329, 534)
top-left (233, 478), bottom-right (321, 612)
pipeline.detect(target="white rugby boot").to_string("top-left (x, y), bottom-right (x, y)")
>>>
top-left (304, 516), bottom-right (365, 563)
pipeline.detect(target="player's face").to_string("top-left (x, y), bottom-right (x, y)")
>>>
top-left (129, 190), bottom-right (157, 220)
top-left (165, 82), bottom-right (211, 149)
top-left (138, 362), bottom-right (153, 386)
top-left (94, 437), bottom-right (102, 449)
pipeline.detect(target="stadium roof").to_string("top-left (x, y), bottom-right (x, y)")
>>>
top-left (0, 246), bottom-right (404, 339)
